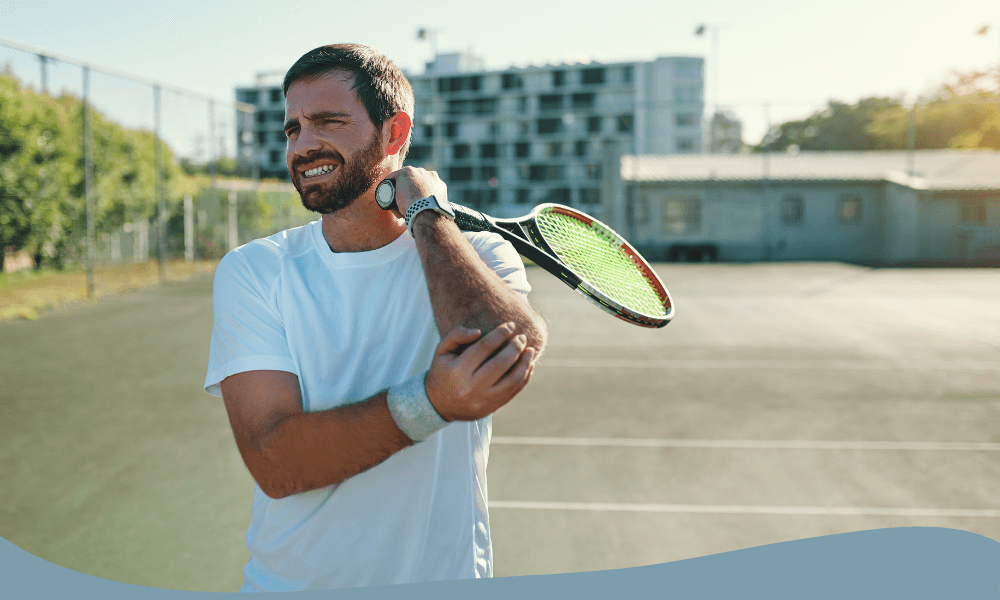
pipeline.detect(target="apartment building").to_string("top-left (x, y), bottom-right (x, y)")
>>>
top-left (406, 53), bottom-right (704, 215)
top-left (235, 53), bottom-right (705, 216)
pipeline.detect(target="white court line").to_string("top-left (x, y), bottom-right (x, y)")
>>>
top-left (487, 501), bottom-right (1000, 518)
top-left (490, 436), bottom-right (1000, 451)
top-left (538, 358), bottom-right (1000, 370)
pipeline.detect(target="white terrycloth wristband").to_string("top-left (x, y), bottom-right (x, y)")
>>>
top-left (386, 372), bottom-right (449, 442)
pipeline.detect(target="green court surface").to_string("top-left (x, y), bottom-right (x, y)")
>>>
top-left (1, 263), bottom-right (998, 591)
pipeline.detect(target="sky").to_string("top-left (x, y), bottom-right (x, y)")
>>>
top-left (1, 0), bottom-right (998, 155)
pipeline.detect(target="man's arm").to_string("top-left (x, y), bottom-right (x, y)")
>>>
top-left (221, 322), bottom-right (532, 499)
top-left (389, 167), bottom-right (548, 357)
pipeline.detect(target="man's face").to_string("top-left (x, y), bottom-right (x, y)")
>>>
top-left (283, 72), bottom-right (386, 214)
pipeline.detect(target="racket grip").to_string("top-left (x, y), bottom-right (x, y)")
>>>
top-left (451, 204), bottom-right (491, 232)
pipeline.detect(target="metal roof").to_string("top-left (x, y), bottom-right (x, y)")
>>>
top-left (622, 150), bottom-right (1000, 191)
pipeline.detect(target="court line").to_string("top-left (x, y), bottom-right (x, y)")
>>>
top-left (487, 501), bottom-right (1000, 518)
top-left (491, 436), bottom-right (1000, 451)
top-left (538, 358), bottom-right (1000, 370)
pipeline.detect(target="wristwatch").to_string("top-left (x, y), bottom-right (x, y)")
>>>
top-left (405, 195), bottom-right (456, 236)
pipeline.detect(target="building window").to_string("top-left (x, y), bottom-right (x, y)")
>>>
top-left (582, 68), bottom-right (606, 85)
top-left (840, 196), bottom-right (863, 223)
top-left (539, 94), bottom-right (563, 111)
top-left (580, 189), bottom-right (601, 204)
top-left (408, 145), bottom-right (432, 161)
top-left (552, 70), bottom-right (566, 87)
top-left (515, 142), bottom-right (531, 158)
top-left (517, 96), bottom-right (529, 113)
top-left (676, 137), bottom-right (695, 152)
top-left (960, 199), bottom-right (985, 225)
top-left (663, 196), bottom-right (702, 234)
top-left (480, 143), bottom-right (497, 158)
top-left (502, 73), bottom-right (524, 89)
top-left (480, 165), bottom-right (497, 181)
top-left (586, 164), bottom-right (601, 180)
top-left (527, 164), bottom-right (562, 181)
top-left (256, 111), bottom-right (267, 123)
top-left (572, 93), bottom-right (595, 109)
top-left (474, 97), bottom-right (498, 115)
top-left (448, 166), bottom-right (473, 181)
top-left (537, 118), bottom-right (563, 135)
top-left (575, 140), bottom-right (589, 156)
top-left (675, 113), bottom-right (696, 127)
top-left (516, 189), bottom-right (532, 204)
top-left (445, 122), bottom-right (458, 138)
top-left (257, 131), bottom-right (266, 143)
top-left (587, 117), bottom-right (602, 133)
top-left (239, 91), bottom-right (259, 103)
top-left (439, 76), bottom-right (482, 93)
top-left (617, 114), bottom-right (634, 132)
top-left (547, 188), bottom-right (571, 204)
top-left (423, 125), bottom-right (434, 138)
top-left (622, 66), bottom-right (633, 83)
top-left (269, 149), bottom-right (281, 164)
top-left (453, 144), bottom-right (471, 160)
top-left (270, 89), bottom-right (282, 103)
top-left (782, 196), bottom-right (805, 225)
top-left (272, 111), bottom-right (285, 122)
top-left (546, 142), bottom-right (562, 157)
top-left (274, 131), bottom-right (286, 143)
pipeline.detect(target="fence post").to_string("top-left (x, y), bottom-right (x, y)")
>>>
top-left (154, 85), bottom-right (167, 281)
top-left (83, 65), bottom-right (95, 299)
top-left (184, 194), bottom-right (194, 262)
top-left (228, 190), bottom-right (238, 250)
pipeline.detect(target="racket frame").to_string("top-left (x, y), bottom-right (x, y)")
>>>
top-left (452, 203), bottom-right (673, 328)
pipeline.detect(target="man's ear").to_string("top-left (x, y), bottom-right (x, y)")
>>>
top-left (385, 111), bottom-right (412, 156)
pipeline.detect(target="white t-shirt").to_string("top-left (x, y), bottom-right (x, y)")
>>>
top-left (204, 219), bottom-right (531, 592)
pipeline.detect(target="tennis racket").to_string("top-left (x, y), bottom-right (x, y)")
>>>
top-left (376, 179), bottom-right (673, 328)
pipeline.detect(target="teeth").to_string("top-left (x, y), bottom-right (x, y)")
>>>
top-left (304, 164), bottom-right (336, 178)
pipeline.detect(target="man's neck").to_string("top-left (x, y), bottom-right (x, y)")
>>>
top-left (320, 190), bottom-right (406, 253)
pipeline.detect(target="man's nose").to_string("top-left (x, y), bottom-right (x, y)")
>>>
top-left (294, 126), bottom-right (323, 156)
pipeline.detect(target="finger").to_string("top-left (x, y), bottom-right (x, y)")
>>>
top-left (490, 347), bottom-right (535, 395)
top-left (436, 326), bottom-right (482, 356)
top-left (458, 322), bottom-right (518, 368)
top-left (472, 333), bottom-right (527, 384)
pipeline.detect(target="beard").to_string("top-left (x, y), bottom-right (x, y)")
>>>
top-left (291, 130), bottom-right (384, 215)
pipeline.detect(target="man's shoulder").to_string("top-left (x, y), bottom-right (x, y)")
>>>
top-left (217, 221), bottom-right (319, 282)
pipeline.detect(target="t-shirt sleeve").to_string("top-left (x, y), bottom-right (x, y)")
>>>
top-left (204, 251), bottom-right (297, 397)
top-left (464, 231), bottom-right (532, 298)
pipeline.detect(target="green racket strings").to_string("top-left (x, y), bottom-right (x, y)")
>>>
top-left (533, 210), bottom-right (668, 317)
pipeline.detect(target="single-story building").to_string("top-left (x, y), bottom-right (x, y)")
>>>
top-left (599, 149), bottom-right (1000, 266)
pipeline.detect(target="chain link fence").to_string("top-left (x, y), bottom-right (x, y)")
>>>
top-left (0, 38), bottom-right (314, 299)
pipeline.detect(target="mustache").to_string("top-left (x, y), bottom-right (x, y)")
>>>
top-left (291, 150), bottom-right (344, 175)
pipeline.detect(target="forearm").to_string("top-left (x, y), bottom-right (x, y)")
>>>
top-left (411, 211), bottom-right (547, 352)
top-left (248, 392), bottom-right (412, 499)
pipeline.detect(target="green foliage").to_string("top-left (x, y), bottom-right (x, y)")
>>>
top-left (0, 72), bottom-right (226, 271)
top-left (754, 69), bottom-right (1000, 152)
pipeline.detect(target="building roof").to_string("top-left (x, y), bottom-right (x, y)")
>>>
top-left (622, 150), bottom-right (1000, 191)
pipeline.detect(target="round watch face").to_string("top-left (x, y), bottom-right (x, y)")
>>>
top-left (375, 180), bottom-right (396, 209)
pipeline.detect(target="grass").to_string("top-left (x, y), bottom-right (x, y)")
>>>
top-left (0, 259), bottom-right (219, 322)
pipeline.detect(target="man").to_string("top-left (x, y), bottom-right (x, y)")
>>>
top-left (204, 44), bottom-right (547, 592)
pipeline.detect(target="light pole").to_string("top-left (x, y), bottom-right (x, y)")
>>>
top-left (695, 24), bottom-right (720, 153)
top-left (974, 24), bottom-right (999, 110)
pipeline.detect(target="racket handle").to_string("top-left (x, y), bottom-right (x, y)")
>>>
top-left (451, 204), bottom-right (491, 233)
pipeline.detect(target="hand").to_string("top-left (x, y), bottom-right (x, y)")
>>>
top-left (381, 166), bottom-right (448, 215)
top-left (425, 322), bottom-right (536, 422)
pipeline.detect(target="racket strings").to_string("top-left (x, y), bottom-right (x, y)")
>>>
top-left (534, 211), bottom-right (668, 318)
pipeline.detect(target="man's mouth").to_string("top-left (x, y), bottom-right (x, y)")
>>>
top-left (302, 164), bottom-right (337, 179)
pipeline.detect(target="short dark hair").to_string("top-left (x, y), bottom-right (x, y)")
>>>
top-left (283, 44), bottom-right (414, 160)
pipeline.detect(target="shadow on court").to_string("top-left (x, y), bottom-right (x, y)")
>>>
top-left (1, 263), bottom-right (998, 591)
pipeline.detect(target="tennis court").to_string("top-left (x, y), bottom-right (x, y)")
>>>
top-left (1, 262), bottom-right (998, 591)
